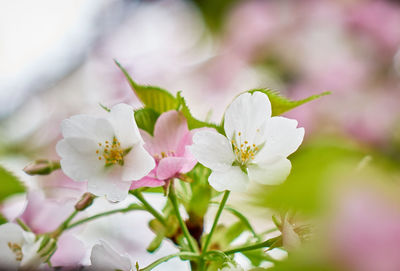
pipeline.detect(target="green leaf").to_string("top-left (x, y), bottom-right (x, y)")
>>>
top-left (115, 60), bottom-right (178, 113)
top-left (0, 213), bottom-right (7, 225)
top-left (0, 165), bottom-right (25, 203)
top-left (209, 222), bottom-right (247, 250)
top-left (242, 249), bottom-right (277, 267)
top-left (223, 206), bottom-right (258, 238)
top-left (147, 231), bottom-right (164, 253)
top-left (247, 89), bottom-right (330, 116)
top-left (249, 138), bottom-right (366, 213)
top-left (186, 164), bottom-right (212, 218)
top-left (134, 108), bottom-right (160, 136)
top-left (176, 92), bottom-right (223, 133)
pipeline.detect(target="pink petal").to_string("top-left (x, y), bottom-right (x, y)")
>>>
top-left (153, 111), bottom-right (189, 154)
top-left (19, 191), bottom-right (75, 234)
top-left (50, 233), bottom-right (86, 267)
top-left (156, 157), bottom-right (187, 180)
top-left (140, 130), bottom-right (158, 156)
top-left (180, 145), bottom-right (197, 173)
top-left (130, 172), bottom-right (165, 189)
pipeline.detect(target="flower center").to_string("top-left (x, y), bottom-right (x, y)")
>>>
top-left (231, 131), bottom-right (259, 166)
top-left (8, 242), bottom-right (23, 262)
top-left (154, 151), bottom-right (175, 162)
top-left (96, 137), bottom-right (129, 167)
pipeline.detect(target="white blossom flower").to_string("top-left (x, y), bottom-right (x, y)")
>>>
top-left (89, 241), bottom-right (133, 271)
top-left (56, 103), bottom-right (155, 202)
top-left (190, 91), bottom-right (304, 191)
top-left (0, 223), bottom-right (44, 270)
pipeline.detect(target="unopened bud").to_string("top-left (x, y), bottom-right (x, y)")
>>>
top-left (75, 193), bottom-right (95, 211)
top-left (23, 160), bottom-right (60, 176)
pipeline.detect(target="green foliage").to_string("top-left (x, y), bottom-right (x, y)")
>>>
top-left (268, 254), bottom-right (336, 271)
top-left (115, 60), bottom-right (178, 113)
top-left (207, 222), bottom-right (247, 251)
top-left (0, 165), bottom-right (25, 203)
top-left (249, 138), bottom-right (366, 214)
top-left (0, 213), bottom-right (7, 225)
top-left (147, 230), bottom-right (165, 253)
top-left (176, 92), bottom-right (223, 134)
top-left (223, 206), bottom-right (257, 238)
top-left (116, 61), bottom-right (222, 135)
top-left (191, 0), bottom-right (240, 32)
top-left (134, 108), bottom-right (160, 136)
top-left (247, 89), bottom-right (330, 116)
top-left (186, 164), bottom-right (212, 219)
top-left (242, 249), bottom-right (277, 267)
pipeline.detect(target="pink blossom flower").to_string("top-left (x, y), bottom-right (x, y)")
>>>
top-left (131, 110), bottom-right (196, 189)
top-left (18, 191), bottom-right (85, 267)
top-left (328, 185), bottom-right (400, 271)
top-left (346, 0), bottom-right (400, 53)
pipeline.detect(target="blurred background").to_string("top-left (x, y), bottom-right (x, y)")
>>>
top-left (1, 0), bottom-right (400, 270)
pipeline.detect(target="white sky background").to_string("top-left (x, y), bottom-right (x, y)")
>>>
top-left (0, 0), bottom-right (126, 117)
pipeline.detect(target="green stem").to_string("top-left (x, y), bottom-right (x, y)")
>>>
top-left (130, 190), bottom-right (167, 226)
top-left (51, 210), bottom-right (79, 239)
top-left (16, 218), bottom-right (32, 232)
top-left (169, 184), bottom-right (199, 253)
top-left (223, 236), bottom-right (280, 255)
top-left (139, 252), bottom-right (199, 271)
top-left (202, 191), bottom-right (230, 253)
top-left (66, 205), bottom-right (145, 230)
top-left (224, 206), bottom-right (257, 238)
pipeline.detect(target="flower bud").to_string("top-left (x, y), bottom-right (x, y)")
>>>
top-left (75, 192), bottom-right (95, 211)
top-left (23, 160), bottom-right (60, 176)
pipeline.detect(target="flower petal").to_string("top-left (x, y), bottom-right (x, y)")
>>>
top-left (50, 234), bottom-right (85, 267)
top-left (224, 91), bottom-right (271, 145)
top-left (190, 130), bottom-right (235, 172)
top-left (156, 157), bottom-right (186, 180)
top-left (130, 175), bottom-right (165, 190)
top-left (248, 158), bottom-right (291, 185)
top-left (20, 235), bottom-right (43, 269)
top-left (209, 166), bottom-right (249, 192)
top-left (122, 144), bottom-right (155, 181)
top-left (87, 176), bottom-right (131, 202)
top-left (61, 115), bottom-right (114, 143)
top-left (180, 146), bottom-right (197, 173)
top-left (153, 111), bottom-right (189, 154)
top-left (90, 241), bottom-right (132, 271)
top-left (0, 223), bottom-right (24, 269)
top-left (108, 103), bottom-right (142, 148)
top-left (140, 130), bottom-right (158, 156)
top-left (255, 117), bottom-right (304, 163)
top-left (56, 138), bottom-right (103, 182)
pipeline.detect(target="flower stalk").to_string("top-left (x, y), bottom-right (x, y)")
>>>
top-left (130, 190), bottom-right (167, 226)
top-left (169, 182), bottom-right (199, 253)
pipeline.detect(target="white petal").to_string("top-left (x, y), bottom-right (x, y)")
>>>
top-left (61, 115), bottom-right (114, 143)
top-left (248, 158), bottom-right (291, 185)
top-left (255, 117), bottom-right (304, 164)
top-left (56, 138), bottom-right (104, 182)
top-left (0, 223), bottom-right (24, 270)
top-left (20, 235), bottom-right (43, 269)
top-left (108, 103), bottom-right (142, 148)
top-left (224, 91), bottom-right (271, 145)
top-left (90, 241), bottom-right (132, 271)
top-left (122, 144), bottom-right (155, 181)
top-left (282, 216), bottom-right (301, 251)
top-left (190, 130), bottom-right (235, 172)
top-left (87, 175), bottom-right (131, 202)
top-left (208, 166), bottom-right (249, 192)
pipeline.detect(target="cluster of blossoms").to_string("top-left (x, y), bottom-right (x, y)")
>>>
top-left (0, 90), bottom-right (304, 270)
top-left (57, 91), bottom-right (303, 199)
